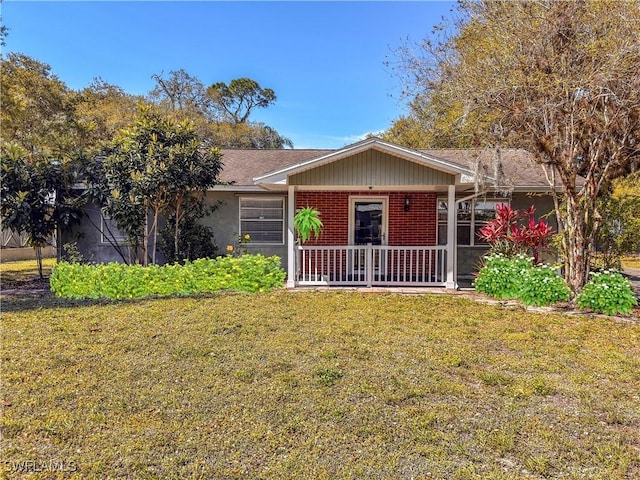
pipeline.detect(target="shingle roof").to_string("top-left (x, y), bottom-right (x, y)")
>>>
top-left (219, 149), bottom-right (330, 185)
top-left (419, 149), bottom-right (551, 187)
top-left (219, 146), bottom-right (552, 188)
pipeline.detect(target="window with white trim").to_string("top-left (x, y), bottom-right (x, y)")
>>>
top-left (100, 213), bottom-right (127, 244)
top-left (437, 198), bottom-right (508, 246)
top-left (239, 197), bottom-right (285, 244)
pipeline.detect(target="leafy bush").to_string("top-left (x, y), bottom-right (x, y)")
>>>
top-left (474, 254), bottom-right (533, 299)
top-left (62, 241), bottom-right (88, 264)
top-left (159, 201), bottom-right (218, 263)
top-left (477, 204), bottom-right (554, 263)
top-left (50, 254), bottom-right (285, 300)
top-left (518, 264), bottom-right (570, 306)
top-left (475, 254), bottom-right (570, 307)
top-left (576, 270), bottom-right (637, 315)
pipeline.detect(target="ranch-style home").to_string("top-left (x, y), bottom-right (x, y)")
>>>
top-left (71, 137), bottom-right (558, 289)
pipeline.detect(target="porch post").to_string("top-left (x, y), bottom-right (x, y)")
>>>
top-left (286, 185), bottom-right (296, 288)
top-left (445, 184), bottom-right (458, 289)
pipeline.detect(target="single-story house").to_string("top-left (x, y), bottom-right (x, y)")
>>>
top-left (69, 137), bottom-right (559, 288)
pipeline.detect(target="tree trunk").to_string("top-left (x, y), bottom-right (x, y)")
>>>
top-left (564, 194), bottom-right (591, 295)
top-left (35, 245), bottom-right (43, 279)
top-left (151, 207), bottom-right (159, 265)
top-left (174, 193), bottom-right (183, 263)
top-left (143, 210), bottom-right (149, 266)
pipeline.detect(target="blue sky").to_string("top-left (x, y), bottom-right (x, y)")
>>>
top-left (2, 1), bottom-right (455, 148)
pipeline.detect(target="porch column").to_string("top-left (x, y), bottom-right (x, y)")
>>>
top-left (286, 185), bottom-right (296, 288)
top-left (445, 184), bottom-right (458, 289)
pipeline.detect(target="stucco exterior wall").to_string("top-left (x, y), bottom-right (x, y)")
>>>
top-left (62, 202), bottom-right (141, 264)
top-left (203, 191), bottom-right (289, 269)
top-left (66, 194), bottom-right (290, 268)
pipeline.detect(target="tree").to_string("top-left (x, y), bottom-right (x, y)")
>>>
top-left (0, 53), bottom-right (81, 159)
top-left (99, 106), bottom-right (223, 265)
top-left (393, 0), bottom-right (640, 293)
top-left (149, 69), bottom-right (211, 117)
top-left (595, 171), bottom-right (640, 268)
top-left (75, 78), bottom-right (142, 149)
top-left (150, 72), bottom-right (292, 148)
top-left (208, 121), bottom-right (293, 149)
top-left (1, 145), bottom-right (83, 277)
top-left (206, 77), bottom-right (276, 124)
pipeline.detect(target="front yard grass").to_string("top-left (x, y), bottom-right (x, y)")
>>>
top-left (622, 255), bottom-right (640, 269)
top-left (2, 291), bottom-right (639, 479)
top-left (0, 257), bottom-right (56, 288)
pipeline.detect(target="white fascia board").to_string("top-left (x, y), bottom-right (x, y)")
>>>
top-left (207, 185), bottom-right (265, 192)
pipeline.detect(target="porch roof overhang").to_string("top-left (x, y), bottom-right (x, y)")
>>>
top-left (253, 137), bottom-right (480, 190)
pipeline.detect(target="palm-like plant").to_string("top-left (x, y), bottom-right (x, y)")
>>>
top-left (293, 206), bottom-right (323, 244)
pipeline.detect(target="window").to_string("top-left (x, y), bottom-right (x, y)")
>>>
top-left (437, 198), bottom-right (508, 246)
top-left (100, 213), bottom-right (127, 244)
top-left (239, 197), bottom-right (285, 244)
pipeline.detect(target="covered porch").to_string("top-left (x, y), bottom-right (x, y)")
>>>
top-left (252, 138), bottom-right (480, 289)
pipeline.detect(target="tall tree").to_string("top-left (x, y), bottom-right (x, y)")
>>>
top-left (0, 53), bottom-right (80, 159)
top-left (75, 78), bottom-right (142, 149)
top-left (149, 72), bottom-right (291, 148)
top-left (393, 0), bottom-right (640, 293)
top-left (206, 77), bottom-right (276, 124)
top-left (149, 69), bottom-right (210, 118)
top-left (208, 121), bottom-right (293, 149)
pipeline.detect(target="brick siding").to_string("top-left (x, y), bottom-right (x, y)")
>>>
top-left (296, 191), bottom-right (437, 246)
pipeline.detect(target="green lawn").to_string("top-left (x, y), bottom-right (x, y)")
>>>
top-left (0, 257), bottom-right (57, 288)
top-left (623, 255), bottom-right (640, 269)
top-left (2, 291), bottom-right (639, 479)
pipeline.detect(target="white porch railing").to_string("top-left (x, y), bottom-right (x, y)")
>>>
top-left (296, 245), bottom-right (447, 287)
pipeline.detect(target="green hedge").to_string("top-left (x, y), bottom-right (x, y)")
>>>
top-left (50, 255), bottom-right (286, 300)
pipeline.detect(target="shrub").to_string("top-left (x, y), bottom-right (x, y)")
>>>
top-left (50, 254), bottom-right (285, 300)
top-left (475, 254), bottom-right (570, 307)
top-left (576, 270), bottom-right (638, 315)
top-left (518, 264), bottom-right (570, 306)
top-left (474, 254), bottom-right (532, 299)
top-left (477, 204), bottom-right (554, 263)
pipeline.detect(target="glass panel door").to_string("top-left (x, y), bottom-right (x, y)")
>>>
top-left (354, 201), bottom-right (384, 245)
top-left (349, 197), bottom-right (388, 281)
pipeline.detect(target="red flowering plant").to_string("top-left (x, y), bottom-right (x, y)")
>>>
top-left (477, 204), bottom-right (554, 264)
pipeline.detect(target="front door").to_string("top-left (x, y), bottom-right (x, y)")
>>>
top-left (349, 197), bottom-right (388, 246)
top-left (348, 197), bottom-right (388, 281)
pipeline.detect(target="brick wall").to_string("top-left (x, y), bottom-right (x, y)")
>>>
top-left (296, 191), bottom-right (437, 246)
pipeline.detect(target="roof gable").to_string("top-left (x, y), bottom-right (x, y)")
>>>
top-left (254, 137), bottom-right (474, 185)
top-left (289, 147), bottom-right (456, 186)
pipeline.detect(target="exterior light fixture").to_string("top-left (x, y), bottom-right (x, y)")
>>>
top-left (404, 195), bottom-right (411, 212)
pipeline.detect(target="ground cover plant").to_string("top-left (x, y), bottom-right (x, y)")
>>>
top-left (2, 291), bottom-right (639, 479)
top-left (50, 254), bottom-right (285, 299)
top-left (474, 254), bottom-right (570, 307)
